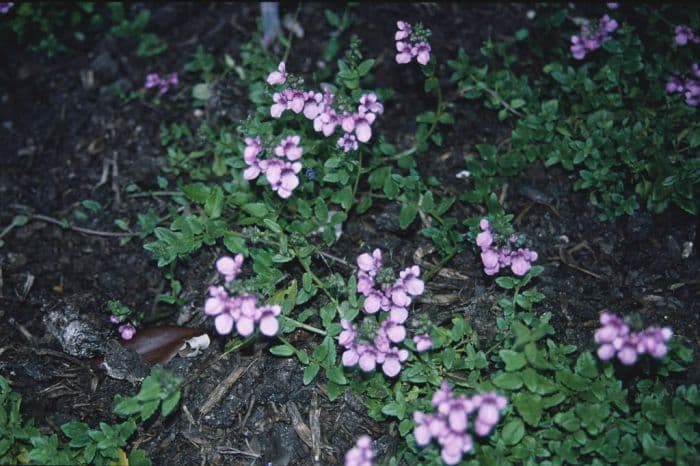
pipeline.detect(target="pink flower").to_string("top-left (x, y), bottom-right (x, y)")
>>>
top-left (414, 42), bottom-right (431, 65)
top-left (109, 315), bottom-right (121, 325)
top-left (271, 92), bottom-right (288, 118)
top-left (359, 93), bottom-right (384, 114)
top-left (144, 73), bottom-right (161, 89)
top-left (381, 347), bottom-right (409, 377)
top-left (302, 91), bottom-right (323, 119)
top-left (344, 435), bottom-right (374, 466)
top-left (395, 21), bottom-right (412, 41)
top-left (118, 324), bottom-right (136, 340)
top-left (413, 334), bottom-right (433, 352)
top-left (396, 41), bottom-right (414, 64)
top-left (0, 3), bottom-right (14, 14)
top-left (357, 249), bottom-right (382, 276)
top-left (476, 230), bottom-right (493, 248)
top-left (167, 73), bottom-right (179, 87)
top-left (274, 135), bottom-right (303, 161)
top-left (216, 254), bottom-right (244, 282)
top-left (414, 383), bottom-right (505, 464)
top-left (338, 133), bottom-right (358, 152)
top-left (353, 110), bottom-right (376, 143)
top-left (399, 265), bottom-right (424, 296)
top-left (339, 319), bottom-right (357, 347)
top-left (675, 25), bottom-right (695, 46)
top-left (265, 159), bottom-right (302, 199)
top-left (258, 305), bottom-right (281, 336)
top-left (606, 2), bottom-right (619, 9)
top-left (266, 61), bottom-right (287, 85)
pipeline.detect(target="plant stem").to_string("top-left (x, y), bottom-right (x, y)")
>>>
top-left (345, 150), bottom-right (364, 217)
top-left (282, 316), bottom-right (327, 336)
top-left (467, 74), bottom-right (524, 117)
top-left (394, 71), bottom-right (445, 159)
top-left (424, 249), bottom-right (457, 282)
top-left (282, 4), bottom-right (302, 63)
top-left (294, 249), bottom-right (337, 304)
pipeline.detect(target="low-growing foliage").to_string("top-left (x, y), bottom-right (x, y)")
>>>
top-left (450, 4), bottom-right (700, 220)
top-left (0, 366), bottom-right (181, 465)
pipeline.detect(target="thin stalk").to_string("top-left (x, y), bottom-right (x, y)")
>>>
top-left (295, 249), bottom-right (337, 304)
top-left (282, 316), bottom-right (327, 336)
top-left (394, 74), bottom-right (444, 159)
top-left (282, 4), bottom-right (302, 63)
top-left (423, 249), bottom-right (457, 282)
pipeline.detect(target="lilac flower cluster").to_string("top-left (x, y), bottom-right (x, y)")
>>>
top-left (595, 312), bottom-right (673, 365)
top-left (666, 64), bottom-right (700, 106)
top-left (0, 2), bottom-right (13, 14)
top-left (144, 72), bottom-right (179, 95)
top-left (203, 255), bottom-right (281, 337)
top-left (570, 14), bottom-right (618, 60)
top-left (675, 25), bottom-right (700, 46)
top-left (265, 61), bottom-right (383, 152)
top-left (476, 219), bottom-right (538, 276)
top-left (109, 315), bottom-right (136, 340)
top-left (394, 20), bottom-right (431, 65)
top-left (606, 2), bottom-right (619, 9)
top-left (338, 249), bottom-right (430, 377)
top-left (413, 382), bottom-right (507, 465)
top-left (344, 435), bottom-right (374, 466)
top-left (243, 135), bottom-right (303, 198)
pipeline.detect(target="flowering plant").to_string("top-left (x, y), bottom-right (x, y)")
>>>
top-left (339, 249), bottom-right (430, 377)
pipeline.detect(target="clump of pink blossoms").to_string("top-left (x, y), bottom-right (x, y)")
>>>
top-left (109, 314), bottom-right (136, 340)
top-left (675, 25), bottom-right (700, 46)
top-left (666, 63), bottom-right (700, 106)
top-left (413, 382), bottom-right (507, 465)
top-left (394, 20), bottom-right (432, 65)
top-left (0, 2), bottom-right (13, 14)
top-left (243, 134), bottom-right (303, 199)
top-left (595, 312), bottom-right (673, 365)
top-left (144, 72), bottom-right (179, 95)
top-left (265, 61), bottom-right (383, 152)
top-left (476, 219), bottom-right (538, 276)
top-left (344, 435), bottom-right (374, 466)
top-left (570, 14), bottom-right (618, 60)
top-left (203, 255), bottom-right (281, 337)
top-left (338, 249), bottom-right (431, 377)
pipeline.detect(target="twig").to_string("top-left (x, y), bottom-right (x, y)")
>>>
top-left (217, 446), bottom-right (260, 459)
top-left (9, 205), bottom-right (136, 238)
top-left (126, 191), bottom-right (182, 198)
top-left (316, 250), bottom-right (351, 268)
top-left (199, 358), bottom-right (257, 416)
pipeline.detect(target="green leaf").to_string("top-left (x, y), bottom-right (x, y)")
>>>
top-left (242, 203), bottom-right (268, 217)
top-left (192, 83), bottom-right (212, 101)
top-left (325, 366), bottom-right (347, 385)
top-left (128, 448), bottom-right (152, 466)
top-left (501, 419), bottom-right (525, 446)
top-left (492, 372), bottom-right (523, 390)
top-left (499, 350), bottom-right (527, 371)
top-left (161, 390), bottom-right (180, 417)
top-left (574, 352), bottom-right (598, 379)
top-left (326, 381), bottom-right (345, 401)
top-left (399, 203), bottom-right (418, 229)
top-left (495, 277), bottom-right (517, 289)
top-left (303, 363), bottom-right (320, 385)
top-left (269, 345), bottom-right (295, 357)
top-left (204, 186), bottom-right (224, 218)
top-left (357, 59), bottom-right (375, 76)
top-left (514, 393), bottom-right (543, 426)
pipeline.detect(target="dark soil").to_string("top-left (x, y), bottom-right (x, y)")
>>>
top-left (1, 3), bottom-right (698, 465)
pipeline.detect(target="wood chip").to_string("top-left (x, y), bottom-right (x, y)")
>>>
top-left (287, 401), bottom-right (313, 449)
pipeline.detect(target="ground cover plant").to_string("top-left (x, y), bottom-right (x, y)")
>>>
top-left (0, 3), bottom-right (698, 465)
